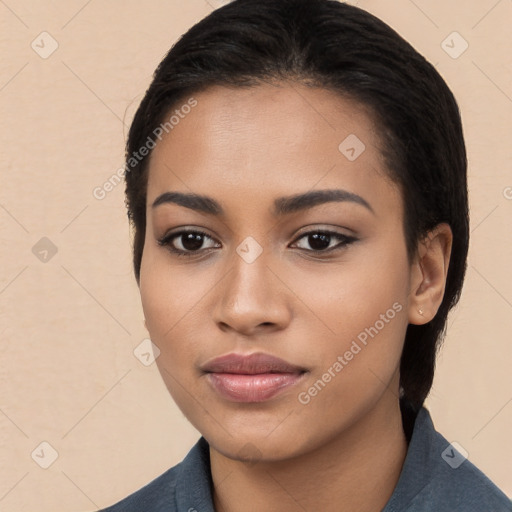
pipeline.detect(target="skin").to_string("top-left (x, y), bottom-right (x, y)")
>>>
top-left (139, 82), bottom-right (452, 512)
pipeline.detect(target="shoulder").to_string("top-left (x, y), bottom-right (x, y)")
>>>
top-left (413, 441), bottom-right (512, 511)
top-left (98, 436), bottom-right (213, 512)
top-left (384, 407), bottom-right (512, 511)
top-left (419, 427), bottom-right (511, 511)
top-left (98, 463), bottom-right (180, 512)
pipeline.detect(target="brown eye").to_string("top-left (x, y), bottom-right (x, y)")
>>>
top-left (175, 232), bottom-right (209, 252)
top-left (292, 230), bottom-right (357, 253)
top-left (158, 230), bottom-right (220, 257)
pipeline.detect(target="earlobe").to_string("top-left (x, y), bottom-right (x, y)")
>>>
top-left (408, 223), bottom-right (453, 325)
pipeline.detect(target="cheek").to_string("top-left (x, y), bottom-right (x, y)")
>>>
top-left (139, 245), bottom-right (215, 371)
top-left (139, 239), bottom-right (194, 329)
top-left (139, 253), bottom-right (215, 429)
top-left (292, 238), bottom-right (410, 397)
top-left (293, 237), bottom-right (409, 340)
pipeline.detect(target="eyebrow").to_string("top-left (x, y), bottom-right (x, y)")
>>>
top-left (151, 189), bottom-right (374, 216)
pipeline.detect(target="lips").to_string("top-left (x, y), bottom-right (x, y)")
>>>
top-left (201, 352), bottom-right (305, 374)
top-left (201, 352), bottom-right (307, 402)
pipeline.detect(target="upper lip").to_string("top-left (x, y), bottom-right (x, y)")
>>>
top-left (200, 352), bottom-right (306, 375)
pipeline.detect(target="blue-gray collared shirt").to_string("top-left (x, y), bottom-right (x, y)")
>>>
top-left (100, 407), bottom-right (511, 511)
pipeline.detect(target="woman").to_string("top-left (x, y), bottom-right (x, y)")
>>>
top-left (101, 0), bottom-right (511, 510)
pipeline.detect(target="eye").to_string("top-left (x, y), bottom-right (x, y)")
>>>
top-left (157, 229), bottom-right (220, 257)
top-left (291, 230), bottom-right (357, 253)
top-left (158, 228), bottom-right (357, 258)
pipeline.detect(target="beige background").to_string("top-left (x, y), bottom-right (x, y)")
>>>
top-left (0, 0), bottom-right (511, 510)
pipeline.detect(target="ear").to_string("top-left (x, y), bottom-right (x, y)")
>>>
top-left (408, 223), bottom-right (453, 325)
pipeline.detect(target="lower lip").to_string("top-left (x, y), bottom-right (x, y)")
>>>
top-left (207, 372), bottom-right (305, 402)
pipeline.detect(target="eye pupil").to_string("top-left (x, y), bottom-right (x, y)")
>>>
top-left (182, 233), bottom-right (204, 251)
top-left (309, 233), bottom-right (331, 251)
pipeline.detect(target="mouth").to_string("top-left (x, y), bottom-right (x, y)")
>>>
top-left (200, 352), bottom-right (308, 403)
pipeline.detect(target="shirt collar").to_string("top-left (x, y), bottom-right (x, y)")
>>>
top-left (175, 435), bottom-right (215, 512)
top-left (174, 406), bottom-right (434, 512)
top-left (382, 407), bottom-right (437, 511)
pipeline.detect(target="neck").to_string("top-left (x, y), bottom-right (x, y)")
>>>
top-left (210, 393), bottom-right (409, 512)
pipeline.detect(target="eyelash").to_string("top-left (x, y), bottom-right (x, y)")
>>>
top-left (157, 228), bottom-right (357, 258)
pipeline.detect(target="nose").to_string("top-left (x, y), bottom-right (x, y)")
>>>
top-left (213, 250), bottom-right (292, 337)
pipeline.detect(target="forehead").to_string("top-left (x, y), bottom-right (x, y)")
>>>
top-left (146, 82), bottom-right (398, 214)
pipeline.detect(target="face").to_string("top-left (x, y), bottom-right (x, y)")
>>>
top-left (139, 82), bottom-right (414, 462)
